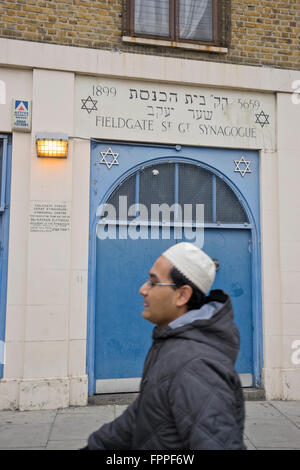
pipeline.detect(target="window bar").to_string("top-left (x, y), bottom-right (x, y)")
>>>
top-left (174, 163), bottom-right (179, 220)
top-left (212, 0), bottom-right (220, 44)
top-left (0, 137), bottom-right (8, 212)
top-left (225, 0), bottom-right (232, 47)
top-left (170, 0), bottom-right (176, 41)
top-left (128, 0), bottom-right (135, 36)
top-left (212, 174), bottom-right (217, 223)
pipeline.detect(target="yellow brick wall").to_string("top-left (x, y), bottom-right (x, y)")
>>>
top-left (0, 0), bottom-right (299, 70)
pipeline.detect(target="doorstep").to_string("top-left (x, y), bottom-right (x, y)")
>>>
top-left (88, 388), bottom-right (265, 406)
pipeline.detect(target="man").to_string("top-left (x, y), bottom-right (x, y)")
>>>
top-left (84, 242), bottom-right (246, 450)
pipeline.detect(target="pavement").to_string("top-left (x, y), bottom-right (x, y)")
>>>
top-left (0, 399), bottom-right (299, 450)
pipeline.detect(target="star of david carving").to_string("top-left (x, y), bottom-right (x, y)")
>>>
top-left (234, 155), bottom-right (251, 177)
top-left (255, 110), bottom-right (270, 128)
top-left (81, 96), bottom-right (98, 114)
top-left (100, 148), bottom-right (119, 169)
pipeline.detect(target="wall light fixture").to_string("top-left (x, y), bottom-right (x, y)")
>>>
top-left (36, 132), bottom-right (69, 158)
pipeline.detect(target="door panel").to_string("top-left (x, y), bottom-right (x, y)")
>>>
top-left (202, 229), bottom-right (253, 374)
top-left (95, 227), bottom-right (176, 380)
top-left (95, 227), bottom-right (253, 382)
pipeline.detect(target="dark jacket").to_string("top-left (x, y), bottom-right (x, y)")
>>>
top-left (88, 290), bottom-right (246, 450)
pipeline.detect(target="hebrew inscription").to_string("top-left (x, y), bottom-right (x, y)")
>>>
top-left (75, 76), bottom-right (275, 150)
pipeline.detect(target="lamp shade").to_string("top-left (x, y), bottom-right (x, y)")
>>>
top-left (36, 132), bottom-right (69, 158)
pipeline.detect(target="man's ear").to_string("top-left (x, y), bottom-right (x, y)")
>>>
top-left (176, 285), bottom-right (193, 308)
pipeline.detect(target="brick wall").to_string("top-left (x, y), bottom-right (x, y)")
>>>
top-left (0, 0), bottom-right (299, 70)
top-left (231, 0), bottom-right (300, 69)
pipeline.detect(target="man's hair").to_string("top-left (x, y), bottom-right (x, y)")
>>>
top-left (169, 266), bottom-right (206, 311)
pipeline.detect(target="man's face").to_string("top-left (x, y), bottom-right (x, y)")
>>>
top-left (139, 256), bottom-right (185, 329)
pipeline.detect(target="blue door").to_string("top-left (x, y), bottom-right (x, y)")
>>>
top-left (89, 143), bottom-right (261, 393)
top-left (95, 232), bottom-right (175, 383)
top-left (95, 229), bottom-right (252, 390)
top-left (0, 135), bottom-right (11, 378)
top-left (198, 229), bottom-right (253, 375)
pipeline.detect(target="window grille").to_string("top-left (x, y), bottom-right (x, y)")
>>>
top-left (216, 175), bottom-right (248, 224)
top-left (139, 163), bottom-right (175, 209)
top-left (178, 164), bottom-right (212, 223)
top-left (106, 172), bottom-right (136, 220)
top-left (104, 162), bottom-right (248, 225)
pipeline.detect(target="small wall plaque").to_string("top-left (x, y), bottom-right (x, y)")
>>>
top-left (12, 99), bottom-right (32, 132)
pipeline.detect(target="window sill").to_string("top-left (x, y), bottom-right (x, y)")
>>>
top-left (122, 36), bottom-right (228, 54)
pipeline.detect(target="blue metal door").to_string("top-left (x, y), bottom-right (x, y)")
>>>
top-left (95, 231), bottom-right (175, 382)
top-left (89, 142), bottom-right (261, 393)
top-left (198, 229), bottom-right (253, 375)
top-left (0, 135), bottom-right (12, 378)
top-left (95, 228), bottom-right (252, 385)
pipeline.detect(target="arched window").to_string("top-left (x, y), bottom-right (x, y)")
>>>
top-left (105, 162), bottom-right (249, 224)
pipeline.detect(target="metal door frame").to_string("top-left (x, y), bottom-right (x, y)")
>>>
top-left (87, 142), bottom-right (262, 394)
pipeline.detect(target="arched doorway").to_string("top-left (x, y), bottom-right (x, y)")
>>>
top-left (88, 144), bottom-right (261, 394)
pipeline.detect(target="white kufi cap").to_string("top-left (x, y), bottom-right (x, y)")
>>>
top-left (162, 242), bottom-right (216, 294)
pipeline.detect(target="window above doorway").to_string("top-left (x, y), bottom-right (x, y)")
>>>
top-left (123, 0), bottom-right (230, 53)
top-left (104, 162), bottom-right (249, 225)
